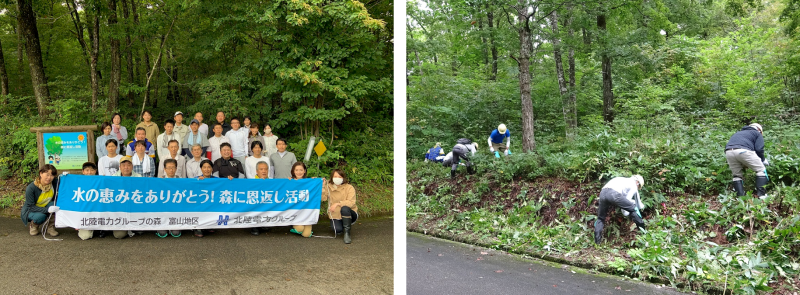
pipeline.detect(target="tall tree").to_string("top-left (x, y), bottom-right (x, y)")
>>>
top-left (122, 0), bottom-right (136, 107)
top-left (487, 4), bottom-right (498, 81)
top-left (511, 0), bottom-right (538, 151)
top-left (16, 0), bottom-right (51, 119)
top-left (597, 11), bottom-right (615, 123)
top-left (108, 0), bottom-right (122, 112)
top-left (0, 38), bottom-right (8, 96)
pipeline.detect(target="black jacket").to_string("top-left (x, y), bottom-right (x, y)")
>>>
top-left (725, 126), bottom-right (765, 161)
top-left (212, 157), bottom-right (245, 179)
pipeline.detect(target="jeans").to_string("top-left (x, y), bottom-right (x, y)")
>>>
top-left (330, 206), bottom-right (359, 234)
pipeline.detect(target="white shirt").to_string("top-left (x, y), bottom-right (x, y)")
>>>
top-left (158, 154), bottom-right (186, 178)
top-left (98, 154), bottom-right (123, 176)
top-left (245, 156), bottom-right (268, 179)
top-left (208, 135), bottom-right (230, 162)
top-left (225, 128), bottom-right (249, 158)
top-left (198, 123), bottom-right (209, 137)
top-left (185, 157), bottom-right (205, 179)
top-left (262, 134), bottom-right (279, 157)
top-left (157, 132), bottom-right (182, 160)
top-left (603, 177), bottom-right (645, 215)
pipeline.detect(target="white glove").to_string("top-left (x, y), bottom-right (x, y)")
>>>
top-left (47, 206), bottom-right (60, 213)
top-left (763, 159), bottom-right (770, 166)
top-left (62, 172), bottom-right (69, 176)
top-left (623, 210), bottom-right (630, 217)
top-left (490, 147), bottom-right (495, 152)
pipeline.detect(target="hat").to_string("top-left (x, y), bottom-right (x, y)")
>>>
top-left (749, 123), bottom-right (763, 133)
top-left (498, 124), bottom-right (507, 133)
top-left (120, 156), bottom-right (133, 164)
top-left (190, 119), bottom-right (200, 125)
top-left (174, 111), bottom-right (184, 117)
top-left (632, 175), bottom-right (644, 189)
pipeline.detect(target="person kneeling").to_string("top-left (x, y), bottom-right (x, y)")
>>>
top-left (289, 162), bottom-right (313, 238)
top-left (594, 175), bottom-right (646, 244)
top-left (322, 169), bottom-right (358, 244)
top-left (156, 159), bottom-right (182, 238)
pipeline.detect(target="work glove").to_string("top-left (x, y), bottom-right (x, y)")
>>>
top-left (762, 159), bottom-right (770, 166)
top-left (47, 206), bottom-right (60, 213)
top-left (506, 150), bottom-right (512, 155)
top-left (494, 151), bottom-right (500, 158)
top-left (490, 147), bottom-right (495, 152)
top-left (62, 172), bottom-right (69, 176)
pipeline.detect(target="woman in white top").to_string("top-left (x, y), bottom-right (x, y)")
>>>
top-left (110, 113), bottom-right (128, 155)
top-left (98, 139), bottom-right (123, 176)
top-left (244, 141), bottom-right (268, 179)
top-left (207, 123), bottom-right (230, 162)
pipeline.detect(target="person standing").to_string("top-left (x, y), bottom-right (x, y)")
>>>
top-left (213, 143), bottom-right (245, 179)
top-left (21, 165), bottom-right (60, 237)
top-left (594, 175), bottom-right (646, 244)
top-left (268, 138), bottom-right (297, 179)
top-left (132, 140), bottom-right (156, 178)
top-left (209, 111), bottom-right (231, 138)
top-left (208, 123), bottom-right (230, 162)
top-left (96, 122), bottom-right (121, 159)
top-left (158, 140), bottom-right (187, 178)
top-left (135, 110), bottom-right (160, 151)
top-left (225, 117), bottom-right (249, 164)
top-left (172, 111), bottom-right (189, 142)
top-left (98, 139), bottom-right (123, 176)
top-left (322, 169), bottom-right (358, 244)
top-left (157, 119), bottom-right (181, 161)
top-left (247, 123), bottom-right (265, 156)
top-left (262, 124), bottom-right (278, 157)
top-left (182, 119), bottom-right (209, 157)
top-left (194, 112), bottom-right (209, 137)
top-left (245, 141), bottom-right (267, 179)
top-left (488, 124), bottom-right (511, 158)
top-left (185, 144), bottom-right (207, 179)
top-left (111, 113), bottom-right (128, 155)
top-left (442, 138), bottom-right (478, 179)
top-left (126, 127), bottom-right (156, 159)
top-left (156, 159), bottom-right (183, 238)
top-left (725, 123), bottom-right (769, 198)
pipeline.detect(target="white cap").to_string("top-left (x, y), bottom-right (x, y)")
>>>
top-left (174, 111), bottom-right (184, 117)
top-left (498, 124), bottom-right (507, 133)
top-left (632, 175), bottom-right (644, 189)
top-left (749, 123), bottom-right (763, 133)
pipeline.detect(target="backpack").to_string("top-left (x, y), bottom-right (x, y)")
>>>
top-left (425, 146), bottom-right (443, 162)
top-left (456, 138), bottom-right (472, 145)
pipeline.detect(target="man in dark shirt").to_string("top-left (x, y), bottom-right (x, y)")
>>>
top-left (209, 111), bottom-right (232, 138)
top-left (213, 143), bottom-right (245, 179)
top-left (724, 123), bottom-right (768, 198)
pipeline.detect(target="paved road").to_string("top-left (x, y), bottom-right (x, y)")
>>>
top-left (0, 216), bottom-right (393, 295)
top-left (407, 232), bottom-right (685, 295)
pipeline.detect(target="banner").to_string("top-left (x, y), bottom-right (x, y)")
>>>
top-left (54, 174), bottom-right (322, 230)
top-left (43, 132), bottom-right (89, 170)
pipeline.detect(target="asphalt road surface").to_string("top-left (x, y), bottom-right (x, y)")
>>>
top-left (0, 216), bottom-right (393, 295)
top-left (407, 232), bottom-right (686, 295)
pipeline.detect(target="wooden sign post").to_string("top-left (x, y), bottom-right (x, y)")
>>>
top-left (30, 125), bottom-right (98, 174)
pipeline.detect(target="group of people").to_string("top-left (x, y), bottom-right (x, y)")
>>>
top-left (22, 110), bottom-right (359, 244)
top-left (427, 122), bottom-right (771, 244)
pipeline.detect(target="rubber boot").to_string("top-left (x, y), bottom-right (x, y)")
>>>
top-left (29, 222), bottom-right (40, 236)
top-left (450, 170), bottom-right (456, 179)
top-left (46, 215), bottom-right (59, 237)
top-left (342, 216), bottom-right (352, 244)
top-left (732, 180), bottom-right (745, 196)
top-left (755, 176), bottom-right (768, 198)
top-left (593, 219), bottom-right (604, 244)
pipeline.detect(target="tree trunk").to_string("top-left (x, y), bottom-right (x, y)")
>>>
top-left (88, 8), bottom-right (100, 113)
top-left (479, 16), bottom-right (489, 68)
top-left (516, 1), bottom-right (536, 152)
top-left (0, 38), bottom-right (9, 96)
top-left (122, 0), bottom-right (135, 107)
top-left (108, 0), bottom-right (121, 113)
top-left (16, 24), bottom-right (25, 91)
top-left (550, 11), bottom-right (573, 138)
top-left (487, 8), bottom-right (498, 81)
top-left (65, 0), bottom-right (90, 68)
top-left (567, 21), bottom-right (577, 131)
top-left (598, 13), bottom-right (614, 123)
top-left (17, 0), bottom-right (51, 119)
